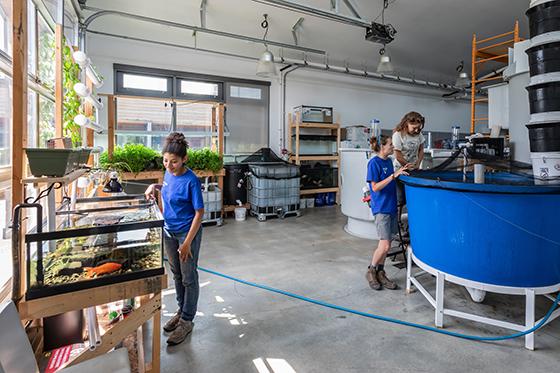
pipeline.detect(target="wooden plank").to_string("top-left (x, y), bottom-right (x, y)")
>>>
top-left (66, 294), bottom-right (161, 367)
top-left (18, 275), bottom-right (167, 320)
top-left (85, 78), bottom-right (95, 149)
top-left (122, 171), bottom-right (164, 183)
top-left (223, 203), bottom-right (249, 213)
top-left (194, 169), bottom-right (225, 178)
top-left (291, 155), bottom-right (338, 161)
top-left (151, 296), bottom-right (161, 373)
top-left (108, 95), bottom-right (116, 158)
top-left (55, 24), bottom-right (64, 137)
top-left (12, 0), bottom-right (28, 299)
top-left (299, 122), bottom-right (339, 129)
top-left (22, 168), bottom-right (87, 184)
top-left (300, 187), bottom-right (339, 195)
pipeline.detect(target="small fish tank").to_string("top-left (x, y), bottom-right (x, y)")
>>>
top-left (25, 195), bottom-right (164, 300)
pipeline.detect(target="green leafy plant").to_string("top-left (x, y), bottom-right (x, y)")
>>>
top-left (100, 144), bottom-right (163, 174)
top-left (62, 45), bottom-right (82, 147)
top-left (186, 148), bottom-right (223, 173)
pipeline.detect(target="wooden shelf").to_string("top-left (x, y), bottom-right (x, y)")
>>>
top-left (22, 168), bottom-right (87, 184)
top-left (223, 203), bottom-right (249, 213)
top-left (121, 170), bottom-right (164, 182)
top-left (291, 155), bottom-right (339, 161)
top-left (291, 122), bottom-right (339, 129)
top-left (300, 187), bottom-right (339, 195)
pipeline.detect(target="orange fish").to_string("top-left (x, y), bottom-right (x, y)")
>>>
top-left (84, 262), bottom-right (122, 278)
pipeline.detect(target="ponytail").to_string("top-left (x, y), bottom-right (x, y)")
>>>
top-left (370, 135), bottom-right (390, 152)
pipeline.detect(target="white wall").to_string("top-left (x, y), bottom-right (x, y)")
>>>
top-left (87, 34), bottom-right (479, 154)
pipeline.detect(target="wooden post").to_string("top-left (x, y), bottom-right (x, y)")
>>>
top-left (217, 103), bottom-right (224, 156)
top-left (108, 95), bottom-right (116, 158)
top-left (12, 0), bottom-right (28, 300)
top-left (85, 79), bottom-right (94, 148)
top-left (150, 293), bottom-right (161, 373)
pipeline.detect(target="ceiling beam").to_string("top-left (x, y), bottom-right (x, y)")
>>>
top-left (342, 0), bottom-right (362, 19)
top-left (252, 0), bottom-right (371, 28)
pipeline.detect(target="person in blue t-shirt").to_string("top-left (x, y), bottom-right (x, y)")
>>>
top-left (145, 132), bottom-right (204, 345)
top-left (365, 135), bottom-right (410, 291)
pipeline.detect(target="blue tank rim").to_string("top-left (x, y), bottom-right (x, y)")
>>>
top-left (400, 171), bottom-right (560, 194)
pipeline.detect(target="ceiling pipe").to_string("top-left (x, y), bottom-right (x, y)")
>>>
top-left (86, 29), bottom-right (467, 96)
top-left (251, 0), bottom-right (371, 28)
top-left (82, 6), bottom-right (326, 55)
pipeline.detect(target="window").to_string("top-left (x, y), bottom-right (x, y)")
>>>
top-left (38, 14), bottom-right (55, 89)
top-left (39, 95), bottom-right (55, 147)
top-left (122, 73), bottom-right (169, 92)
top-left (0, 0), bottom-right (11, 56)
top-left (116, 97), bottom-right (173, 152)
top-left (230, 85), bottom-right (262, 100)
top-left (28, 0), bottom-right (36, 75)
top-left (176, 101), bottom-right (213, 149)
top-left (225, 82), bottom-right (269, 154)
top-left (177, 79), bottom-right (222, 100)
top-left (28, 90), bottom-right (37, 147)
top-left (0, 71), bottom-right (11, 287)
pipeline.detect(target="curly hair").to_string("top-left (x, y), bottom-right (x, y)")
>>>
top-left (370, 135), bottom-right (391, 153)
top-left (394, 111), bottom-right (425, 133)
top-left (162, 132), bottom-right (188, 158)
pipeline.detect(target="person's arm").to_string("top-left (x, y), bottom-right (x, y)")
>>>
top-left (394, 150), bottom-right (408, 168)
top-left (370, 166), bottom-right (410, 192)
top-left (145, 183), bottom-right (162, 200)
top-left (178, 208), bottom-right (204, 262)
top-left (415, 147), bottom-right (424, 169)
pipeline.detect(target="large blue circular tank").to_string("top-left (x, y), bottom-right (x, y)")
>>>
top-left (400, 172), bottom-right (560, 288)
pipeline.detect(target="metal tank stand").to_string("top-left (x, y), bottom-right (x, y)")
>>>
top-left (406, 245), bottom-right (560, 350)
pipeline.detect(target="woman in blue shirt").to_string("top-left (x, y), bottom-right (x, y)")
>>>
top-left (145, 132), bottom-right (204, 345)
top-left (366, 135), bottom-right (410, 291)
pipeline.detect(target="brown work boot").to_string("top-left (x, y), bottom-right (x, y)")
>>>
top-left (163, 311), bottom-right (181, 332)
top-left (166, 319), bottom-right (193, 345)
top-left (366, 267), bottom-right (382, 290)
top-left (377, 270), bottom-right (398, 290)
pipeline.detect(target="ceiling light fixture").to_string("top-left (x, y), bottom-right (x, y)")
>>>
top-left (377, 47), bottom-right (393, 74)
top-left (256, 14), bottom-right (278, 78)
top-left (455, 60), bottom-right (470, 88)
top-left (375, 1), bottom-right (394, 74)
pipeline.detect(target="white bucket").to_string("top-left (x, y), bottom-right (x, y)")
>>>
top-left (234, 207), bottom-right (247, 221)
top-left (306, 198), bottom-right (315, 208)
top-left (530, 152), bottom-right (560, 179)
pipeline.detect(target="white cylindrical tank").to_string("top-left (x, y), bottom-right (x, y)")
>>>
top-left (340, 148), bottom-right (378, 240)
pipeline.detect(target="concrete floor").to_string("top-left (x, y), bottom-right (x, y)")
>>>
top-left (159, 207), bottom-right (560, 373)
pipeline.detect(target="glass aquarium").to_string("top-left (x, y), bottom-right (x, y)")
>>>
top-left (25, 195), bottom-right (164, 300)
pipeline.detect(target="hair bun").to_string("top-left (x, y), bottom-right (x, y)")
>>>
top-left (167, 132), bottom-right (187, 145)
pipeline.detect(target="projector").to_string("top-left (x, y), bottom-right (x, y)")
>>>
top-left (365, 22), bottom-right (397, 44)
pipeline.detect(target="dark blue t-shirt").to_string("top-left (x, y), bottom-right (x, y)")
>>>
top-left (161, 169), bottom-right (204, 233)
top-left (366, 156), bottom-right (397, 215)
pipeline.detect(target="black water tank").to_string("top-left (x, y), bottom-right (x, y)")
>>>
top-left (224, 163), bottom-right (250, 205)
top-left (526, 81), bottom-right (560, 113)
top-left (527, 42), bottom-right (560, 76)
top-left (526, 0), bottom-right (560, 38)
top-left (527, 122), bottom-right (560, 152)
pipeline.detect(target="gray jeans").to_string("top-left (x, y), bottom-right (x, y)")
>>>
top-left (164, 227), bottom-right (202, 321)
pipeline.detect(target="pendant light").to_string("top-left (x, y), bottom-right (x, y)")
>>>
top-left (455, 61), bottom-right (470, 88)
top-left (256, 14), bottom-right (278, 78)
top-left (377, 46), bottom-right (393, 74)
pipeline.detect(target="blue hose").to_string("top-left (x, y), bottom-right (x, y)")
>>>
top-left (198, 266), bottom-right (560, 342)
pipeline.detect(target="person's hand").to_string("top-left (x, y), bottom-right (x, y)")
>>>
top-left (144, 184), bottom-right (156, 200)
top-left (403, 162), bottom-right (415, 171)
top-left (178, 242), bottom-right (193, 262)
top-left (394, 167), bottom-right (410, 178)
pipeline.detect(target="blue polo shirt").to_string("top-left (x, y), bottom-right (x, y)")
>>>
top-left (366, 156), bottom-right (397, 215)
top-left (161, 169), bottom-right (204, 233)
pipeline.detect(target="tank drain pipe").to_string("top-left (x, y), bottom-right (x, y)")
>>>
top-left (281, 64), bottom-right (301, 150)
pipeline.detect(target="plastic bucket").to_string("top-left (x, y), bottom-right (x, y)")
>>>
top-left (530, 151), bottom-right (560, 179)
top-left (526, 81), bottom-right (560, 113)
top-left (527, 41), bottom-right (560, 76)
top-left (526, 1), bottom-right (560, 38)
top-left (527, 122), bottom-right (560, 152)
top-left (306, 198), bottom-right (315, 208)
top-left (234, 207), bottom-right (247, 221)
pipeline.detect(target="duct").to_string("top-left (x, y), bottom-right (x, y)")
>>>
top-left (251, 0), bottom-right (371, 28)
top-left (82, 6), bottom-right (326, 55)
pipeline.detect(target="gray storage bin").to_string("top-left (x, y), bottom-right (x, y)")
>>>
top-left (202, 185), bottom-right (223, 223)
top-left (249, 163), bottom-right (300, 179)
